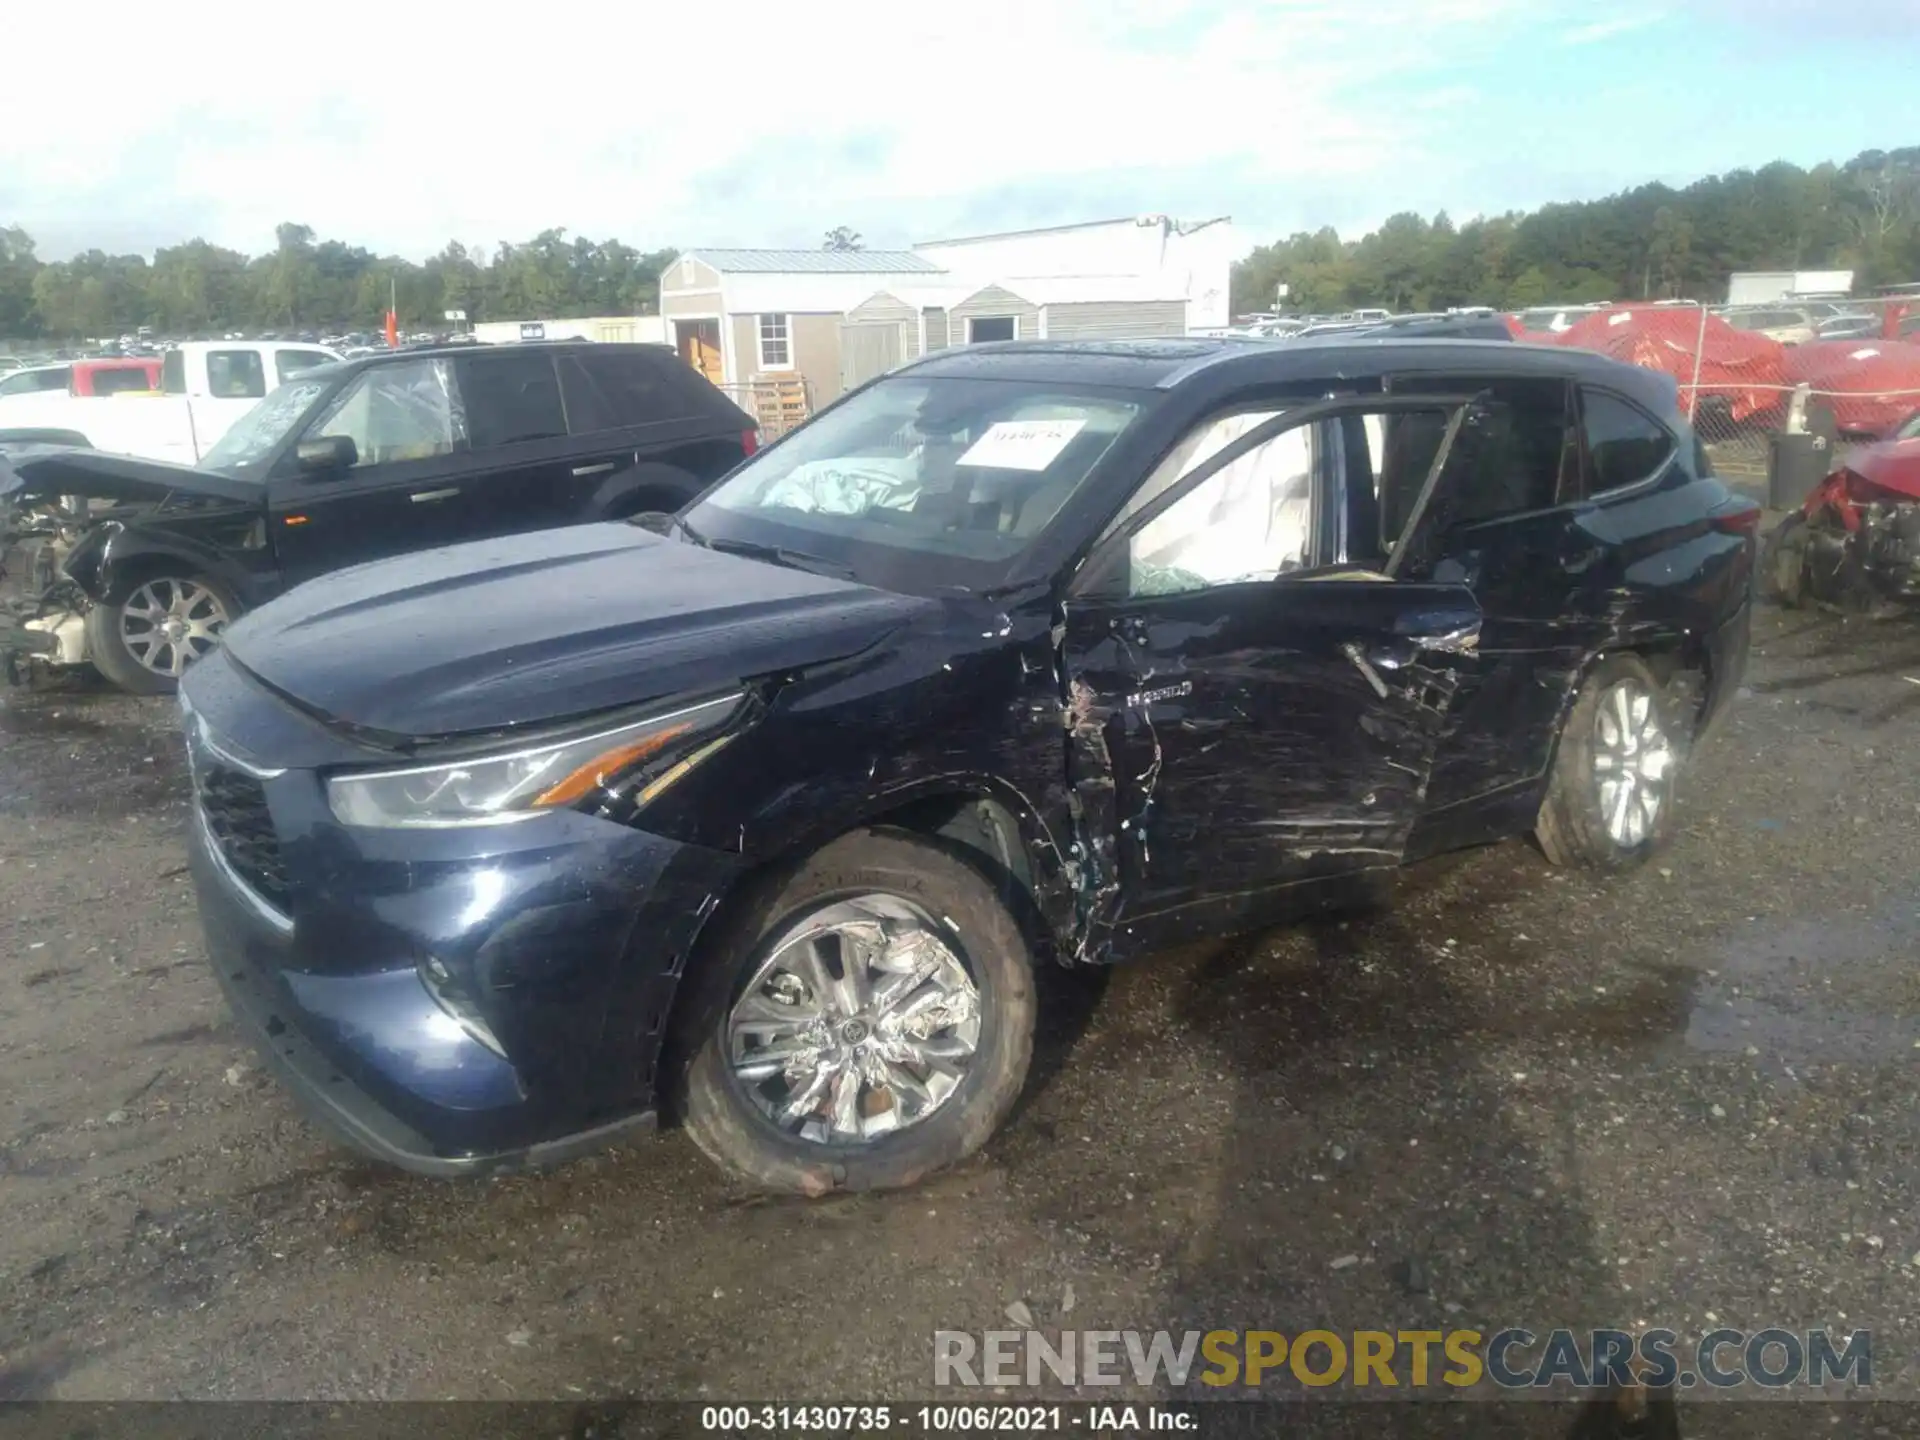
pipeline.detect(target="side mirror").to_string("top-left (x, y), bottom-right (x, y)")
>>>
top-left (295, 435), bottom-right (357, 474)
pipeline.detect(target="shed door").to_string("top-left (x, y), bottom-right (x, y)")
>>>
top-left (839, 323), bottom-right (901, 393)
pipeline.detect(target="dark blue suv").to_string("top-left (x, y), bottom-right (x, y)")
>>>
top-left (179, 337), bottom-right (1758, 1195)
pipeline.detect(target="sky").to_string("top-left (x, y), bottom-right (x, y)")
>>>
top-left (2, 0), bottom-right (1909, 264)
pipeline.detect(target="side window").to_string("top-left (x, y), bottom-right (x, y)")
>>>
top-left (207, 349), bottom-right (266, 399)
top-left (276, 350), bottom-right (332, 384)
top-left (1373, 377), bottom-right (1572, 539)
top-left (558, 350), bottom-right (699, 433)
top-left (458, 355), bottom-right (567, 449)
top-left (1580, 389), bottom-right (1676, 494)
top-left (1124, 410), bottom-right (1316, 597)
top-left (305, 359), bottom-right (464, 468)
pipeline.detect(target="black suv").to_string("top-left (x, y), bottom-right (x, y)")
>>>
top-left (0, 341), bottom-right (754, 693)
top-left (178, 336), bottom-right (1758, 1194)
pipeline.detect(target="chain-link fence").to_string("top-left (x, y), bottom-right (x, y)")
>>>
top-left (1520, 296), bottom-right (1920, 481)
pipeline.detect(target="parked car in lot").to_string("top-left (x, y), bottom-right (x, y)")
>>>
top-left (0, 340), bottom-right (340, 465)
top-left (0, 341), bottom-right (756, 693)
top-left (1721, 306), bottom-right (1819, 346)
top-left (0, 363), bottom-right (74, 398)
top-left (1514, 305), bottom-right (1605, 336)
top-left (67, 356), bottom-right (164, 395)
top-left (171, 335), bottom-right (1759, 1193)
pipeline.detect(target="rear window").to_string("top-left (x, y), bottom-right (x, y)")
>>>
top-left (559, 349), bottom-right (710, 433)
top-left (91, 368), bottom-right (156, 396)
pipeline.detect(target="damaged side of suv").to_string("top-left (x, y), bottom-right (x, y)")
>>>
top-left (177, 338), bottom-right (1758, 1195)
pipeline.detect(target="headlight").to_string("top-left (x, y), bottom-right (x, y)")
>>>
top-left (327, 693), bottom-right (742, 829)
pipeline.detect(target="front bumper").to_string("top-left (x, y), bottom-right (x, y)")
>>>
top-left (182, 653), bottom-right (742, 1175)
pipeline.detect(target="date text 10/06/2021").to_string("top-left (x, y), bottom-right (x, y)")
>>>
top-left (700, 1407), bottom-right (1194, 1432)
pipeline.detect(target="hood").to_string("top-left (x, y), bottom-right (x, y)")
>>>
top-left (0, 446), bottom-right (262, 507)
top-left (222, 523), bottom-right (938, 737)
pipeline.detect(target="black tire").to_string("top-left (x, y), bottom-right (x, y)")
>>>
top-left (1760, 513), bottom-right (1810, 607)
top-left (671, 828), bottom-right (1036, 1195)
top-left (85, 571), bottom-right (239, 696)
top-left (1535, 654), bottom-right (1681, 871)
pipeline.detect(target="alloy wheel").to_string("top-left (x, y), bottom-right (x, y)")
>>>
top-left (726, 894), bottom-right (982, 1145)
top-left (1592, 678), bottom-right (1674, 848)
top-left (119, 578), bottom-right (229, 678)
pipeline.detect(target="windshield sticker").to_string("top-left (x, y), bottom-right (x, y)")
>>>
top-left (958, 419), bottom-right (1086, 472)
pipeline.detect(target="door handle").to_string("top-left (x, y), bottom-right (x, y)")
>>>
top-left (410, 487), bottom-right (460, 503)
top-left (572, 462), bottom-right (617, 477)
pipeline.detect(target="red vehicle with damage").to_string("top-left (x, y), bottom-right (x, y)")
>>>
top-left (1765, 436), bottom-right (1920, 609)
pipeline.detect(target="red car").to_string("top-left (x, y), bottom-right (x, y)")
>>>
top-left (69, 357), bottom-right (162, 396)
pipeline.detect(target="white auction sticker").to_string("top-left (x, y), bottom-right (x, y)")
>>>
top-left (958, 418), bottom-right (1087, 471)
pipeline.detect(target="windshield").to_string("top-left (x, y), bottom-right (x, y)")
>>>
top-left (198, 377), bottom-right (334, 475)
top-left (687, 376), bottom-right (1144, 592)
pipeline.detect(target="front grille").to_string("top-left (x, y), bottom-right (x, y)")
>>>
top-left (198, 762), bottom-right (290, 910)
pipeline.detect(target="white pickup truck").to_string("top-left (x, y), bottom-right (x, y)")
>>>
top-left (0, 341), bottom-right (340, 465)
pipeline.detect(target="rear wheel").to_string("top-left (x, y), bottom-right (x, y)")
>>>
top-left (86, 573), bottom-right (236, 695)
top-left (673, 829), bottom-right (1036, 1195)
top-left (1535, 655), bottom-right (1681, 870)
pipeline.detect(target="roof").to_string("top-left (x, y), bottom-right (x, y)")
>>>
top-left (683, 248), bottom-right (943, 275)
top-left (900, 336), bottom-right (1675, 406)
top-left (915, 214), bottom-right (1232, 248)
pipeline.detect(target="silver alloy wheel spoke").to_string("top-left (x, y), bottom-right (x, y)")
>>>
top-left (121, 578), bottom-right (229, 677)
top-left (1593, 678), bottom-right (1674, 848)
top-left (726, 893), bottom-right (982, 1146)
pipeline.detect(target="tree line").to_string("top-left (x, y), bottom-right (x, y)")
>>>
top-left (3, 146), bottom-right (1916, 341)
top-left (0, 223), bottom-right (681, 342)
top-left (1230, 146), bottom-right (1920, 316)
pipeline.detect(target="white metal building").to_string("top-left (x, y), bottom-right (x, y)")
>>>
top-left (657, 215), bottom-right (1239, 410)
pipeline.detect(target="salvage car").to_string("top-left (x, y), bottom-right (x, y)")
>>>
top-left (1763, 435), bottom-right (1920, 610)
top-left (176, 336), bottom-right (1758, 1194)
top-left (0, 341), bottom-right (756, 693)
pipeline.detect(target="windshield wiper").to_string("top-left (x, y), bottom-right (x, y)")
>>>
top-left (703, 535), bottom-right (858, 581)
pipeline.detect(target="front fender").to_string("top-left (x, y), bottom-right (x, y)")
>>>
top-left (74, 522), bottom-right (262, 609)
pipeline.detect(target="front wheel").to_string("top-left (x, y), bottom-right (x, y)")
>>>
top-left (85, 573), bottom-right (237, 695)
top-left (673, 829), bottom-right (1036, 1195)
top-left (1534, 655), bottom-right (1681, 870)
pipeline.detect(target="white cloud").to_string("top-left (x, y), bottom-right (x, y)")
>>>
top-left (1, 0), bottom-right (1612, 260)
top-left (1561, 12), bottom-right (1667, 44)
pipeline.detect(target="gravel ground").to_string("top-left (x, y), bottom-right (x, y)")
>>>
top-left (3, 601), bottom-right (1919, 1426)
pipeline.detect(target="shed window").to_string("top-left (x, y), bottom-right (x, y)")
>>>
top-left (758, 314), bottom-right (791, 368)
top-left (968, 315), bottom-right (1017, 343)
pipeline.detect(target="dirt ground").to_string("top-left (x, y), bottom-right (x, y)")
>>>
top-left (4, 601), bottom-right (1920, 1418)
